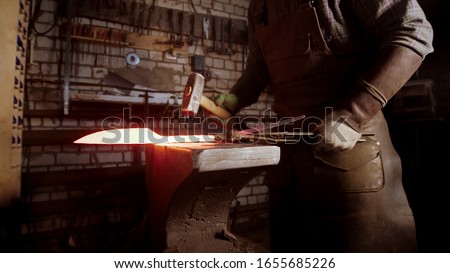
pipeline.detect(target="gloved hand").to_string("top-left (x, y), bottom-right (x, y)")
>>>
top-left (314, 111), bottom-right (362, 153)
top-left (215, 93), bottom-right (239, 115)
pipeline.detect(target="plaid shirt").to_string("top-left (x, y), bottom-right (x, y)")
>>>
top-left (231, 0), bottom-right (434, 109)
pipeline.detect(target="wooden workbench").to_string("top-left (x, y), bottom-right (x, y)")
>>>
top-left (145, 142), bottom-right (280, 252)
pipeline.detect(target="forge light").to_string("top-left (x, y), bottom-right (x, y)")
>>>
top-left (74, 128), bottom-right (216, 145)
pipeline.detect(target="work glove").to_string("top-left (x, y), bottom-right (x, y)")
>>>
top-left (211, 93), bottom-right (240, 140)
top-left (215, 93), bottom-right (239, 115)
top-left (314, 45), bottom-right (423, 153)
top-left (314, 111), bottom-right (362, 152)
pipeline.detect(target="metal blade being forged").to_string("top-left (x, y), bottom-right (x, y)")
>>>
top-left (236, 115), bottom-right (306, 136)
top-left (74, 128), bottom-right (216, 145)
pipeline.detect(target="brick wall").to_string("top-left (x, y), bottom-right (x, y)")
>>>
top-left (25, 0), bottom-right (273, 169)
top-left (15, 0), bottom-right (273, 252)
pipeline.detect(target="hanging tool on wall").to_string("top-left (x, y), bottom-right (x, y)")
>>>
top-left (220, 18), bottom-right (226, 54)
top-left (82, 25), bottom-right (90, 61)
top-left (202, 16), bottom-right (209, 40)
top-left (211, 18), bottom-right (228, 55)
top-left (63, 0), bottom-right (75, 115)
top-left (226, 19), bottom-right (235, 55)
top-left (154, 8), bottom-right (177, 50)
top-left (130, 0), bottom-right (138, 32)
top-left (175, 11), bottom-right (184, 48)
top-left (147, 0), bottom-right (155, 35)
top-left (205, 16), bottom-right (218, 53)
top-left (138, 0), bottom-right (146, 35)
top-left (213, 18), bottom-right (234, 55)
top-left (188, 14), bottom-right (195, 46)
top-left (169, 9), bottom-right (176, 45)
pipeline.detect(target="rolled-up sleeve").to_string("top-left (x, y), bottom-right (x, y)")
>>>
top-left (352, 0), bottom-right (434, 58)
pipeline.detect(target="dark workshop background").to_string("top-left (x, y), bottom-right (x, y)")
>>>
top-left (1, 0), bottom-right (450, 253)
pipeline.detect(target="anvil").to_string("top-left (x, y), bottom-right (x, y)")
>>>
top-left (74, 129), bottom-right (280, 252)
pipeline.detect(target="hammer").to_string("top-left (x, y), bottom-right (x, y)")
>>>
top-left (181, 72), bottom-right (232, 120)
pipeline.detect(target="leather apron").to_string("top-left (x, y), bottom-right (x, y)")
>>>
top-left (254, 1), bottom-right (417, 252)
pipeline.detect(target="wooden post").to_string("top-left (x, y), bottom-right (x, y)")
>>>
top-left (0, 0), bottom-right (29, 206)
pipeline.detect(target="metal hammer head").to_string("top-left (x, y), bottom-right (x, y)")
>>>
top-left (181, 72), bottom-right (205, 116)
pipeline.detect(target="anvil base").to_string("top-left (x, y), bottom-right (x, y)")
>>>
top-left (145, 142), bottom-right (280, 252)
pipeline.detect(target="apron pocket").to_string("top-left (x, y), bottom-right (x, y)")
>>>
top-left (313, 138), bottom-right (384, 193)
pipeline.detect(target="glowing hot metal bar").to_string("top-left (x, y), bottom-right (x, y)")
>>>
top-left (73, 128), bottom-right (216, 145)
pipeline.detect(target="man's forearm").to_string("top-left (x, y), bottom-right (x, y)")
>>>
top-left (230, 53), bottom-right (271, 111)
top-left (334, 45), bottom-right (423, 132)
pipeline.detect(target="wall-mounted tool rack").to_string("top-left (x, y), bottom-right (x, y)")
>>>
top-left (65, 22), bottom-right (191, 54)
top-left (65, 0), bottom-right (248, 53)
top-left (59, 0), bottom-right (249, 114)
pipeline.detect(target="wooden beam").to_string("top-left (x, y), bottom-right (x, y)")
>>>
top-left (71, 2), bottom-right (248, 46)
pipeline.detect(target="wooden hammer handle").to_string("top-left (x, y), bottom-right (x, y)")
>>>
top-left (200, 95), bottom-right (232, 120)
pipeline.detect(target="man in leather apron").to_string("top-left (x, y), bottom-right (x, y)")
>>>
top-left (216, 0), bottom-right (434, 252)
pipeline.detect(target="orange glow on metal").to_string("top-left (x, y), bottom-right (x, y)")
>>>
top-left (74, 128), bottom-right (216, 145)
top-left (184, 86), bottom-right (192, 97)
